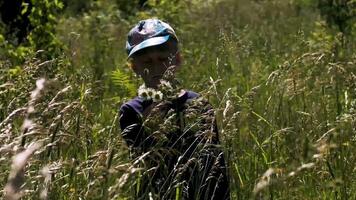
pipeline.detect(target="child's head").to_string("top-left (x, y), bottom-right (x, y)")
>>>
top-left (126, 18), bottom-right (182, 88)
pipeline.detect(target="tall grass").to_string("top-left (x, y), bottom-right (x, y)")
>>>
top-left (1, 0), bottom-right (355, 199)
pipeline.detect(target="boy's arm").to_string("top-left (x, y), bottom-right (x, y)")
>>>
top-left (119, 103), bottom-right (155, 149)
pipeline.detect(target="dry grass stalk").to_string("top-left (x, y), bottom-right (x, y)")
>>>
top-left (4, 142), bottom-right (42, 200)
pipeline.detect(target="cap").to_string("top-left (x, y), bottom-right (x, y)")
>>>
top-left (126, 18), bottom-right (178, 58)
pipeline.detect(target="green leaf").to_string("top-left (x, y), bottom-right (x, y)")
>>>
top-left (21, 3), bottom-right (29, 15)
top-left (111, 69), bottom-right (136, 97)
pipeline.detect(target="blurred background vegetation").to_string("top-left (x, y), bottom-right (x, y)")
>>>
top-left (0, 0), bottom-right (355, 199)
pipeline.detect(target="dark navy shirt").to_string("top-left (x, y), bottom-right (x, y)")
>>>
top-left (119, 90), bottom-right (199, 132)
top-left (118, 90), bottom-right (230, 199)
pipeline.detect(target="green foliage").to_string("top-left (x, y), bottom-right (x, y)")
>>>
top-left (0, 0), bottom-right (355, 199)
top-left (111, 68), bottom-right (137, 98)
top-left (317, 0), bottom-right (356, 34)
top-left (0, 0), bottom-right (64, 64)
top-left (61, 0), bottom-right (92, 16)
top-left (26, 0), bottom-right (64, 58)
top-left (115, 0), bottom-right (144, 18)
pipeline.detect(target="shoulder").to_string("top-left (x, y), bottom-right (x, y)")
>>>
top-left (120, 97), bottom-right (141, 115)
top-left (185, 90), bottom-right (200, 100)
top-left (172, 90), bottom-right (200, 110)
top-left (183, 91), bottom-right (214, 112)
top-left (120, 90), bottom-right (199, 116)
top-left (180, 90), bottom-right (200, 103)
top-left (120, 97), bottom-right (152, 116)
top-left (119, 97), bottom-right (152, 124)
top-left (119, 97), bottom-right (153, 130)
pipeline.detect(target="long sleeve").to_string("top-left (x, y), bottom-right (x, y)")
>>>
top-left (119, 103), bottom-right (154, 149)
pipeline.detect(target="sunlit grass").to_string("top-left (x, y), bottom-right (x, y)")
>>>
top-left (1, 0), bottom-right (355, 199)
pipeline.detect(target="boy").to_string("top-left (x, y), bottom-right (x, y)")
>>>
top-left (119, 18), bottom-right (230, 200)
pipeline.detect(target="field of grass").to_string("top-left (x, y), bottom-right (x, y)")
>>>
top-left (1, 0), bottom-right (355, 199)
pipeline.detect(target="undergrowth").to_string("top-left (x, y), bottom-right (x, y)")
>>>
top-left (1, 0), bottom-right (355, 199)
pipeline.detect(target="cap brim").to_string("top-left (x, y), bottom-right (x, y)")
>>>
top-left (128, 35), bottom-right (170, 58)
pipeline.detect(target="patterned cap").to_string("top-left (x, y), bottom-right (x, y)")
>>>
top-left (126, 18), bottom-right (178, 58)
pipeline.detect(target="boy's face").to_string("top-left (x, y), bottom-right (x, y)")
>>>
top-left (131, 41), bottom-right (181, 88)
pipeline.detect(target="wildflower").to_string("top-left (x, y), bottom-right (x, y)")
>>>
top-left (153, 91), bottom-right (163, 102)
top-left (146, 88), bottom-right (154, 98)
top-left (138, 84), bottom-right (146, 91)
top-left (159, 80), bottom-right (173, 90)
top-left (138, 84), bottom-right (150, 100)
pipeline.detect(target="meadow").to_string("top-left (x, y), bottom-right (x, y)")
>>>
top-left (0, 0), bottom-right (355, 199)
